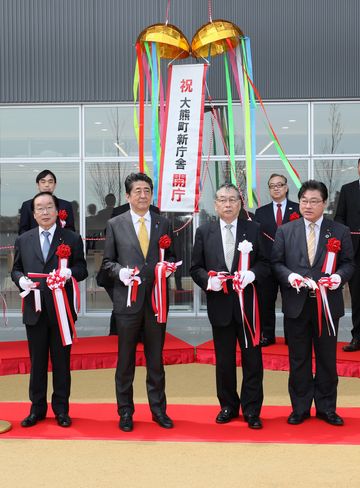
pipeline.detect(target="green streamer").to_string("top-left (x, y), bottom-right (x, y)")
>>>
top-left (223, 54), bottom-right (237, 185)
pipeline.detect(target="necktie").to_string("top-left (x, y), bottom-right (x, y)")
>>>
top-left (276, 203), bottom-right (283, 226)
top-left (138, 217), bottom-right (149, 257)
top-left (224, 224), bottom-right (235, 271)
top-left (42, 231), bottom-right (51, 261)
top-left (307, 223), bottom-right (316, 265)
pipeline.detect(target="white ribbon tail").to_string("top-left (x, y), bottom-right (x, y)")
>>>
top-left (239, 290), bottom-right (248, 349)
top-left (126, 284), bottom-right (132, 307)
top-left (325, 252), bottom-right (335, 275)
top-left (20, 289), bottom-right (42, 312)
top-left (319, 285), bottom-right (336, 336)
top-left (54, 288), bottom-right (72, 345)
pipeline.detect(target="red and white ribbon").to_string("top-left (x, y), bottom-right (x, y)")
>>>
top-left (152, 260), bottom-right (182, 323)
top-left (20, 283), bottom-right (42, 312)
top-left (321, 251), bottom-right (337, 275)
top-left (126, 267), bottom-right (141, 307)
top-left (207, 270), bottom-right (232, 294)
top-left (232, 272), bottom-right (260, 348)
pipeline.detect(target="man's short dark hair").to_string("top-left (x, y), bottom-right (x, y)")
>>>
top-left (36, 170), bottom-right (57, 184)
top-left (104, 193), bottom-right (116, 206)
top-left (215, 182), bottom-right (241, 200)
top-left (268, 173), bottom-right (287, 186)
top-left (31, 192), bottom-right (59, 211)
top-left (125, 173), bottom-right (153, 194)
top-left (298, 180), bottom-right (328, 202)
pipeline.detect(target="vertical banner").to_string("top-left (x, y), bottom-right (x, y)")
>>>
top-left (158, 63), bottom-right (207, 212)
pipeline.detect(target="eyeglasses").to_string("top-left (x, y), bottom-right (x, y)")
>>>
top-left (34, 206), bottom-right (56, 214)
top-left (216, 198), bottom-right (240, 205)
top-left (299, 198), bottom-right (324, 207)
top-left (269, 183), bottom-right (286, 189)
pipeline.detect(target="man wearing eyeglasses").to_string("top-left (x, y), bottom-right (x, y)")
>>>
top-left (11, 192), bottom-right (88, 428)
top-left (334, 158), bottom-right (360, 352)
top-left (272, 180), bottom-right (354, 426)
top-left (254, 174), bottom-right (299, 347)
top-left (18, 169), bottom-right (75, 234)
top-left (190, 183), bottom-right (269, 429)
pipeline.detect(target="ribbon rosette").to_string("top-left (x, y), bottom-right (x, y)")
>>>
top-left (56, 243), bottom-right (71, 269)
top-left (58, 209), bottom-right (68, 228)
top-left (159, 234), bottom-right (172, 261)
top-left (237, 240), bottom-right (253, 272)
top-left (322, 237), bottom-right (341, 275)
top-left (289, 212), bottom-right (300, 221)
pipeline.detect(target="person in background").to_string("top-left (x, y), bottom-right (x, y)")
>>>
top-left (255, 174), bottom-right (299, 346)
top-left (19, 169), bottom-right (75, 234)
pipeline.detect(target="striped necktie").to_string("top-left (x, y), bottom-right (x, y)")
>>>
top-left (307, 223), bottom-right (316, 265)
top-left (224, 224), bottom-right (235, 271)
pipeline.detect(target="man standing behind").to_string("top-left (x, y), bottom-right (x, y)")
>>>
top-left (19, 169), bottom-right (75, 234)
top-left (190, 183), bottom-right (269, 429)
top-left (12, 192), bottom-right (88, 427)
top-left (334, 158), bottom-right (360, 351)
top-left (272, 180), bottom-right (354, 426)
top-left (255, 174), bottom-right (299, 346)
top-left (100, 173), bottom-right (176, 432)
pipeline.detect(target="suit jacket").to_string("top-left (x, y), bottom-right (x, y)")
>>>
top-left (11, 226), bottom-right (88, 325)
top-left (334, 180), bottom-right (360, 255)
top-left (190, 218), bottom-right (270, 327)
top-left (100, 210), bottom-right (175, 314)
top-left (254, 199), bottom-right (299, 258)
top-left (19, 198), bottom-right (75, 235)
top-left (271, 217), bottom-right (354, 319)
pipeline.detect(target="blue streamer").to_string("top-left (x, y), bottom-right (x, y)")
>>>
top-left (151, 42), bottom-right (159, 204)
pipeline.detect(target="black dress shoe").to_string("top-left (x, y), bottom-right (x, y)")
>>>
top-left (21, 413), bottom-right (45, 428)
top-left (343, 338), bottom-right (360, 352)
top-left (287, 411), bottom-right (310, 425)
top-left (215, 407), bottom-right (239, 424)
top-left (152, 413), bottom-right (174, 429)
top-left (56, 413), bottom-right (72, 428)
top-left (119, 413), bottom-right (133, 432)
top-left (244, 414), bottom-right (263, 429)
top-left (259, 337), bottom-right (276, 347)
top-left (316, 411), bottom-right (344, 426)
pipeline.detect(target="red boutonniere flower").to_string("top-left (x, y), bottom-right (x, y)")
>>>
top-left (58, 209), bottom-right (68, 221)
top-left (326, 237), bottom-right (341, 253)
top-left (159, 234), bottom-right (171, 249)
top-left (56, 244), bottom-right (71, 259)
top-left (289, 212), bottom-right (300, 221)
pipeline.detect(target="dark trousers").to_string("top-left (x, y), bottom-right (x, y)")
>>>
top-left (26, 310), bottom-right (71, 417)
top-left (286, 297), bottom-right (338, 415)
top-left (212, 321), bottom-right (263, 416)
top-left (348, 255), bottom-right (360, 340)
top-left (258, 271), bottom-right (282, 340)
top-left (114, 297), bottom-right (166, 416)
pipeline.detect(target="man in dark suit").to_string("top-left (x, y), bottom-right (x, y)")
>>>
top-left (100, 173), bottom-right (176, 432)
top-left (18, 169), bottom-right (75, 234)
top-left (255, 173), bottom-right (299, 346)
top-left (272, 180), bottom-right (354, 426)
top-left (190, 183), bottom-right (269, 429)
top-left (334, 158), bottom-right (360, 351)
top-left (11, 192), bottom-right (88, 428)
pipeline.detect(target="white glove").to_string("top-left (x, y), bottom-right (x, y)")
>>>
top-left (208, 275), bottom-right (223, 292)
top-left (329, 273), bottom-right (341, 290)
top-left (59, 267), bottom-right (72, 281)
top-left (19, 276), bottom-right (37, 291)
top-left (239, 270), bottom-right (255, 289)
top-left (288, 273), bottom-right (305, 289)
top-left (119, 268), bottom-right (134, 286)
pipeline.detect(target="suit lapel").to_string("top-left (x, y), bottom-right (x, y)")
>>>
top-left (294, 219), bottom-right (309, 265)
top-left (30, 228), bottom-right (44, 263)
top-left (123, 211), bottom-right (144, 259)
top-left (148, 212), bottom-right (162, 258)
top-left (211, 221), bottom-right (227, 270)
top-left (313, 219), bottom-right (333, 267)
top-left (233, 219), bottom-right (249, 272)
top-left (284, 201), bottom-right (297, 223)
top-left (46, 226), bottom-right (63, 263)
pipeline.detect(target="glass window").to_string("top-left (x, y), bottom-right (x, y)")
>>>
top-left (314, 102), bottom-right (360, 155)
top-left (0, 162), bottom-right (80, 311)
top-left (84, 106), bottom-right (153, 157)
top-left (0, 107), bottom-right (79, 158)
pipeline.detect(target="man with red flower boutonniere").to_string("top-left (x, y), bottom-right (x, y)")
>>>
top-left (99, 173), bottom-right (177, 432)
top-left (254, 173), bottom-right (299, 347)
top-left (190, 183), bottom-right (270, 430)
top-left (18, 169), bottom-right (75, 234)
top-left (272, 180), bottom-right (354, 426)
top-left (334, 158), bottom-right (360, 351)
top-left (11, 192), bottom-right (88, 428)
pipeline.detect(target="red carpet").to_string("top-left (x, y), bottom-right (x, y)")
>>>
top-left (1, 402), bottom-right (360, 444)
top-left (196, 338), bottom-right (360, 377)
top-left (0, 333), bottom-right (194, 376)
